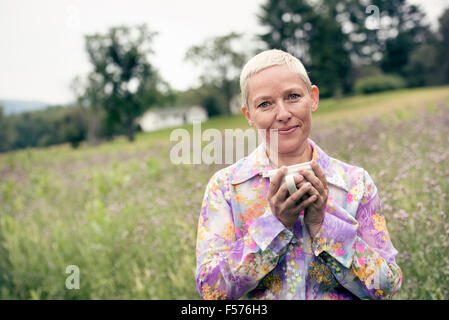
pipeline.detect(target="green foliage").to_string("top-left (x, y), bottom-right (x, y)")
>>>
top-left (403, 44), bottom-right (442, 87)
top-left (0, 87), bottom-right (448, 299)
top-left (437, 8), bottom-right (449, 83)
top-left (334, 0), bottom-right (431, 77)
top-left (173, 85), bottom-right (225, 117)
top-left (354, 73), bottom-right (406, 94)
top-left (83, 24), bottom-right (171, 142)
top-left (259, 0), bottom-right (351, 97)
top-left (311, 101), bottom-right (449, 300)
top-left (374, 1), bottom-right (431, 77)
top-left (0, 106), bottom-right (87, 152)
top-left (201, 94), bottom-right (223, 117)
top-left (0, 106), bottom-right (13, 152)
top-left (257, 0), bottom-right (433, 95)
top-left (185, 32), bottom-right (248, 115)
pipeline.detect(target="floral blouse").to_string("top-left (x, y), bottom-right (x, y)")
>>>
top-left (195, 138), bottom-right (402, 300)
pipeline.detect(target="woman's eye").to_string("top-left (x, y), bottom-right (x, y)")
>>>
top-left (258, 101), bottom-right (270, 108)
top-left (289, 93), bottom-right (300, 100)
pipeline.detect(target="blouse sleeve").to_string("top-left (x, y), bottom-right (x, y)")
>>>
top-left (311, 170), bottom-right (402, 299)
top-left (195, 170), bottom-right (293, 299)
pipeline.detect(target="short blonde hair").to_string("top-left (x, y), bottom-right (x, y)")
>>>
top-left (240, 49), bottom-right (312, 109)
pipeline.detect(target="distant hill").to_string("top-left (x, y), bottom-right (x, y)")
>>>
top-left (0, 99), bottom-right (50, 115)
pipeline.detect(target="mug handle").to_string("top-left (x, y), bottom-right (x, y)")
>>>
top-left (285, 175), bottom-right (297, 196)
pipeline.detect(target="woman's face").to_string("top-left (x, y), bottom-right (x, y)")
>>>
top-left (242, 64), bottom-right (319, 155)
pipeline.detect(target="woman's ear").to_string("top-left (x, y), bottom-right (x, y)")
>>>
top-left (241, 105), bottom-right (255, 127)
top-left (310, 85), bottom-right (319, 113)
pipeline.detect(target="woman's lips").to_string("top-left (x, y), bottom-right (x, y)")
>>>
top-left (277, 125), bottom-right (299, 135)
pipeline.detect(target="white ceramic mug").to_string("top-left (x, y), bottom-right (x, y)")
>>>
top-left (263, 161), bottom-right (315, 196)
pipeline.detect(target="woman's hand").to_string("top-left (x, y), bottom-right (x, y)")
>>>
top-left (298, 160), bottom-right (329, 238)
top-left (267, 166), bottom-right (317, 231)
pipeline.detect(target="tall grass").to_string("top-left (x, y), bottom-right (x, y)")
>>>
top-left (0, 86), bottom-right (448, 299)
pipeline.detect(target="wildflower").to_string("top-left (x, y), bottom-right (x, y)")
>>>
top-left (399, 251), bottom-right (409, 262)
top-left (395, 209), bottom-right (409, 220)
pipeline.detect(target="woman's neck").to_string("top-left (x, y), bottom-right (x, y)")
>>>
top-left (267, 141), bottom-right (313, 168)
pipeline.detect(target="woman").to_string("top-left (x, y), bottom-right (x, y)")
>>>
top-left (195, 49), bottom-right (402, 300)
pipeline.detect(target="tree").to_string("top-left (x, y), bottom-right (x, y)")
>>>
top-left (404, 7), bottom-right (449, 87)
top-left (257, 0), bottom-right (432, 94)
top-left (403, 44), bottom-right (440, 87)
top-left (258, 0), bottom-right (351, 96)
top-left (71, 74), bottom-right (107, 144)
top-left (185, 32), bottom-right (248, 115)
top-left (437, 8), bottom-right (449, 83)
top-left (173, 85), bottom-right (223, 117)
top-left (58, 106), bottom-right (87, 148)
top-left (307, 2), bottom-right (352, 96)
top-left (84, 24), bottom-right (168, 141)
top-left (258, 0), bottom-right (315, 59)
top-left (335, 0), bottom-right (431, 77)
top-left (378, 1), bottom-right (432, 77)
top-left (0, 105), bottom-right (12, 152)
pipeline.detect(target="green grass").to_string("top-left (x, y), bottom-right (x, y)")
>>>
top-left (0, 85), bottom-right (448, 299)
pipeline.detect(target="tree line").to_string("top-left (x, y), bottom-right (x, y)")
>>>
top-left (1, 0), bottom-right (448, 153)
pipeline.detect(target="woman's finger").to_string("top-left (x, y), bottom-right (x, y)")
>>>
top-left (306, 186), bottom-right (322, 207)
top-left (276, 182), bottom-right (289, 202)
top-left (311, 161), bottom-right (328, 191)
top-left (294, 194), bottom-right (317, 212)
top-left (277, 174), bottom-right (304, 201)
top-left (295, 174), bottom-right (304, 189)
top-left (299, 168), bottom-right (325, 196)
top-left (295, 183), bottom-right (321, 207)
top-left (284, 182), bottom-right (312, 209)
top-left (307, 185), bottom-right (320, 197)
top-left (268, 166), bottom-right (287, 199)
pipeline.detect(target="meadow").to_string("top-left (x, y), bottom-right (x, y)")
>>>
top-left (0, 86), bottom-right (448, 299)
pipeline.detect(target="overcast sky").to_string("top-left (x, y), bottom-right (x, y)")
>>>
top-left (0, 0), bottom-right (447, 105)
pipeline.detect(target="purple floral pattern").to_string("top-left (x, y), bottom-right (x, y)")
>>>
top-left (196, 138), bottom-right (402, 299)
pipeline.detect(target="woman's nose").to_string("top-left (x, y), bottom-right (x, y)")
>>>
top-left (276, 101), bottom-right (292, 121)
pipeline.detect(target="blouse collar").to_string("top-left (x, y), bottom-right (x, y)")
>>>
top-left (230, 138), bottom-right (349, 192)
